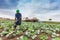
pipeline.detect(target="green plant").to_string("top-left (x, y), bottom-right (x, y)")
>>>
top-left (39, 33), bottom-right (48, 40)
top-left (16, 30), bottom-right (23, 35)
top-left (1, 31), bottom-right (9, 36)
top-left (20, 36), bottom-right (28, 40)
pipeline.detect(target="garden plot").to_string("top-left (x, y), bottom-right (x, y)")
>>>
top-left (0, 20), bottom-right (60, 40)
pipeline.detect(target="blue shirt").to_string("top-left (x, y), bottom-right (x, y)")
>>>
top-left (15, 13), bottom-right (22, 20)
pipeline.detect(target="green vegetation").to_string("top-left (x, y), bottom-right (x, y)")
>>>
top-left (55, 37), bottom-right (60, 40)
top-left (0, 20), bottom-right (60, 40)
top-left (39, 33), bottom-right (48, 40)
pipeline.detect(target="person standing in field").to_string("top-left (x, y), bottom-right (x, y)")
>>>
top-left (14, 9), bottom-right (22, 30)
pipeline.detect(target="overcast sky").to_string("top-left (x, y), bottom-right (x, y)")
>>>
top-left (0, 0), bottom-right (60, 21)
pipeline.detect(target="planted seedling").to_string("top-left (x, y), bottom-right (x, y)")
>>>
top-left (31, 35), bottom-right (37, 39)
top-left (6, 31), bottom-right (14, 38)
top-left (1, 31), bottom-right (9, 36)
top-left (39, 33), bottom-right (48, 40)
top-left (52, 37), bottom-right (60, 40)
top-left (30, 32), bottom-right (37, 40)
top-left (28, 26), bottom-right (34, 32)
top-left (54, 37), bottom-right (60, 40)
top-left (20, 36), bottom-right (28, 40)
top-left (6, 31), bottom-right (16, 38)
top-left (35, 29), bottom-right (40, 34)
top-left (46, 30), bottom-right (53, 35)
top-left (52, 32), bottom-right (58, 38)
top-left (25, 30), bottom-right (30, 37)
top-left (16, 30), bottom-right (23, 35)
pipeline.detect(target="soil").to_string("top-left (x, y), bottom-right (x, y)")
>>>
top-left (0, 28), bottom-right (3, 33)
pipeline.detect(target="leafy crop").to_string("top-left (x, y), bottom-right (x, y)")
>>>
top-left (0, 20), bottom-right (60, 40)
top-left (39, 33), bottom-right (48, 40)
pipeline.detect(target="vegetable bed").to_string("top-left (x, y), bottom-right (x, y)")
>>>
top-left (0, 20), bottom-right (60, 40)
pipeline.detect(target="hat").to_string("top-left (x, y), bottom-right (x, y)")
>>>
top-left (16, 9), bottom-right (20, 13)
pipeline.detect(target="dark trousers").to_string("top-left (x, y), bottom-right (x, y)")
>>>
top-left (14, 20), bottom-right (21, 29)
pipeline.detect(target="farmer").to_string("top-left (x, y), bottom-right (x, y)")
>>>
top-left (14, 9), bottom-right (22, 31)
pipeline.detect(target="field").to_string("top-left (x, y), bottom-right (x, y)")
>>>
top-left (0, 20), bottom-right (60, 40)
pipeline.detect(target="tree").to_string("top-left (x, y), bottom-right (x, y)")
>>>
top-left (25, 17), bottom-right (29, 20)
top-left (49, 19), bottom-right (52, 21)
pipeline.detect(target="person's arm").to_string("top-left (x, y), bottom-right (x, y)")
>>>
top-left (20, 13), bottom-right (22, 19)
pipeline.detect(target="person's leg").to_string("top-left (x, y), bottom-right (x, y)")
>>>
top-left (14, 21), bottom-right (18, 30)
top-left (13, 25), bottom-right (17, 34)
top-left (13, 22), bottom-right (18, 33)
top-left (14, 24), bottom-right (17, 30)
top-left (14, 20), bottom-right (21, 32)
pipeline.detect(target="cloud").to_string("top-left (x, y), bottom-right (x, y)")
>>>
top-left (16, 0), bottom-right (60, 21)
top-left (17, 0), bottom-right (60, 14)
top-left (0, 0), bottom-right (60, 21)
top-left (0, 0), bottom-right (19, 9)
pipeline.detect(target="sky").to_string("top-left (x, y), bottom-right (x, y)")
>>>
top-left (0, 0), bottom-right (60, 21)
